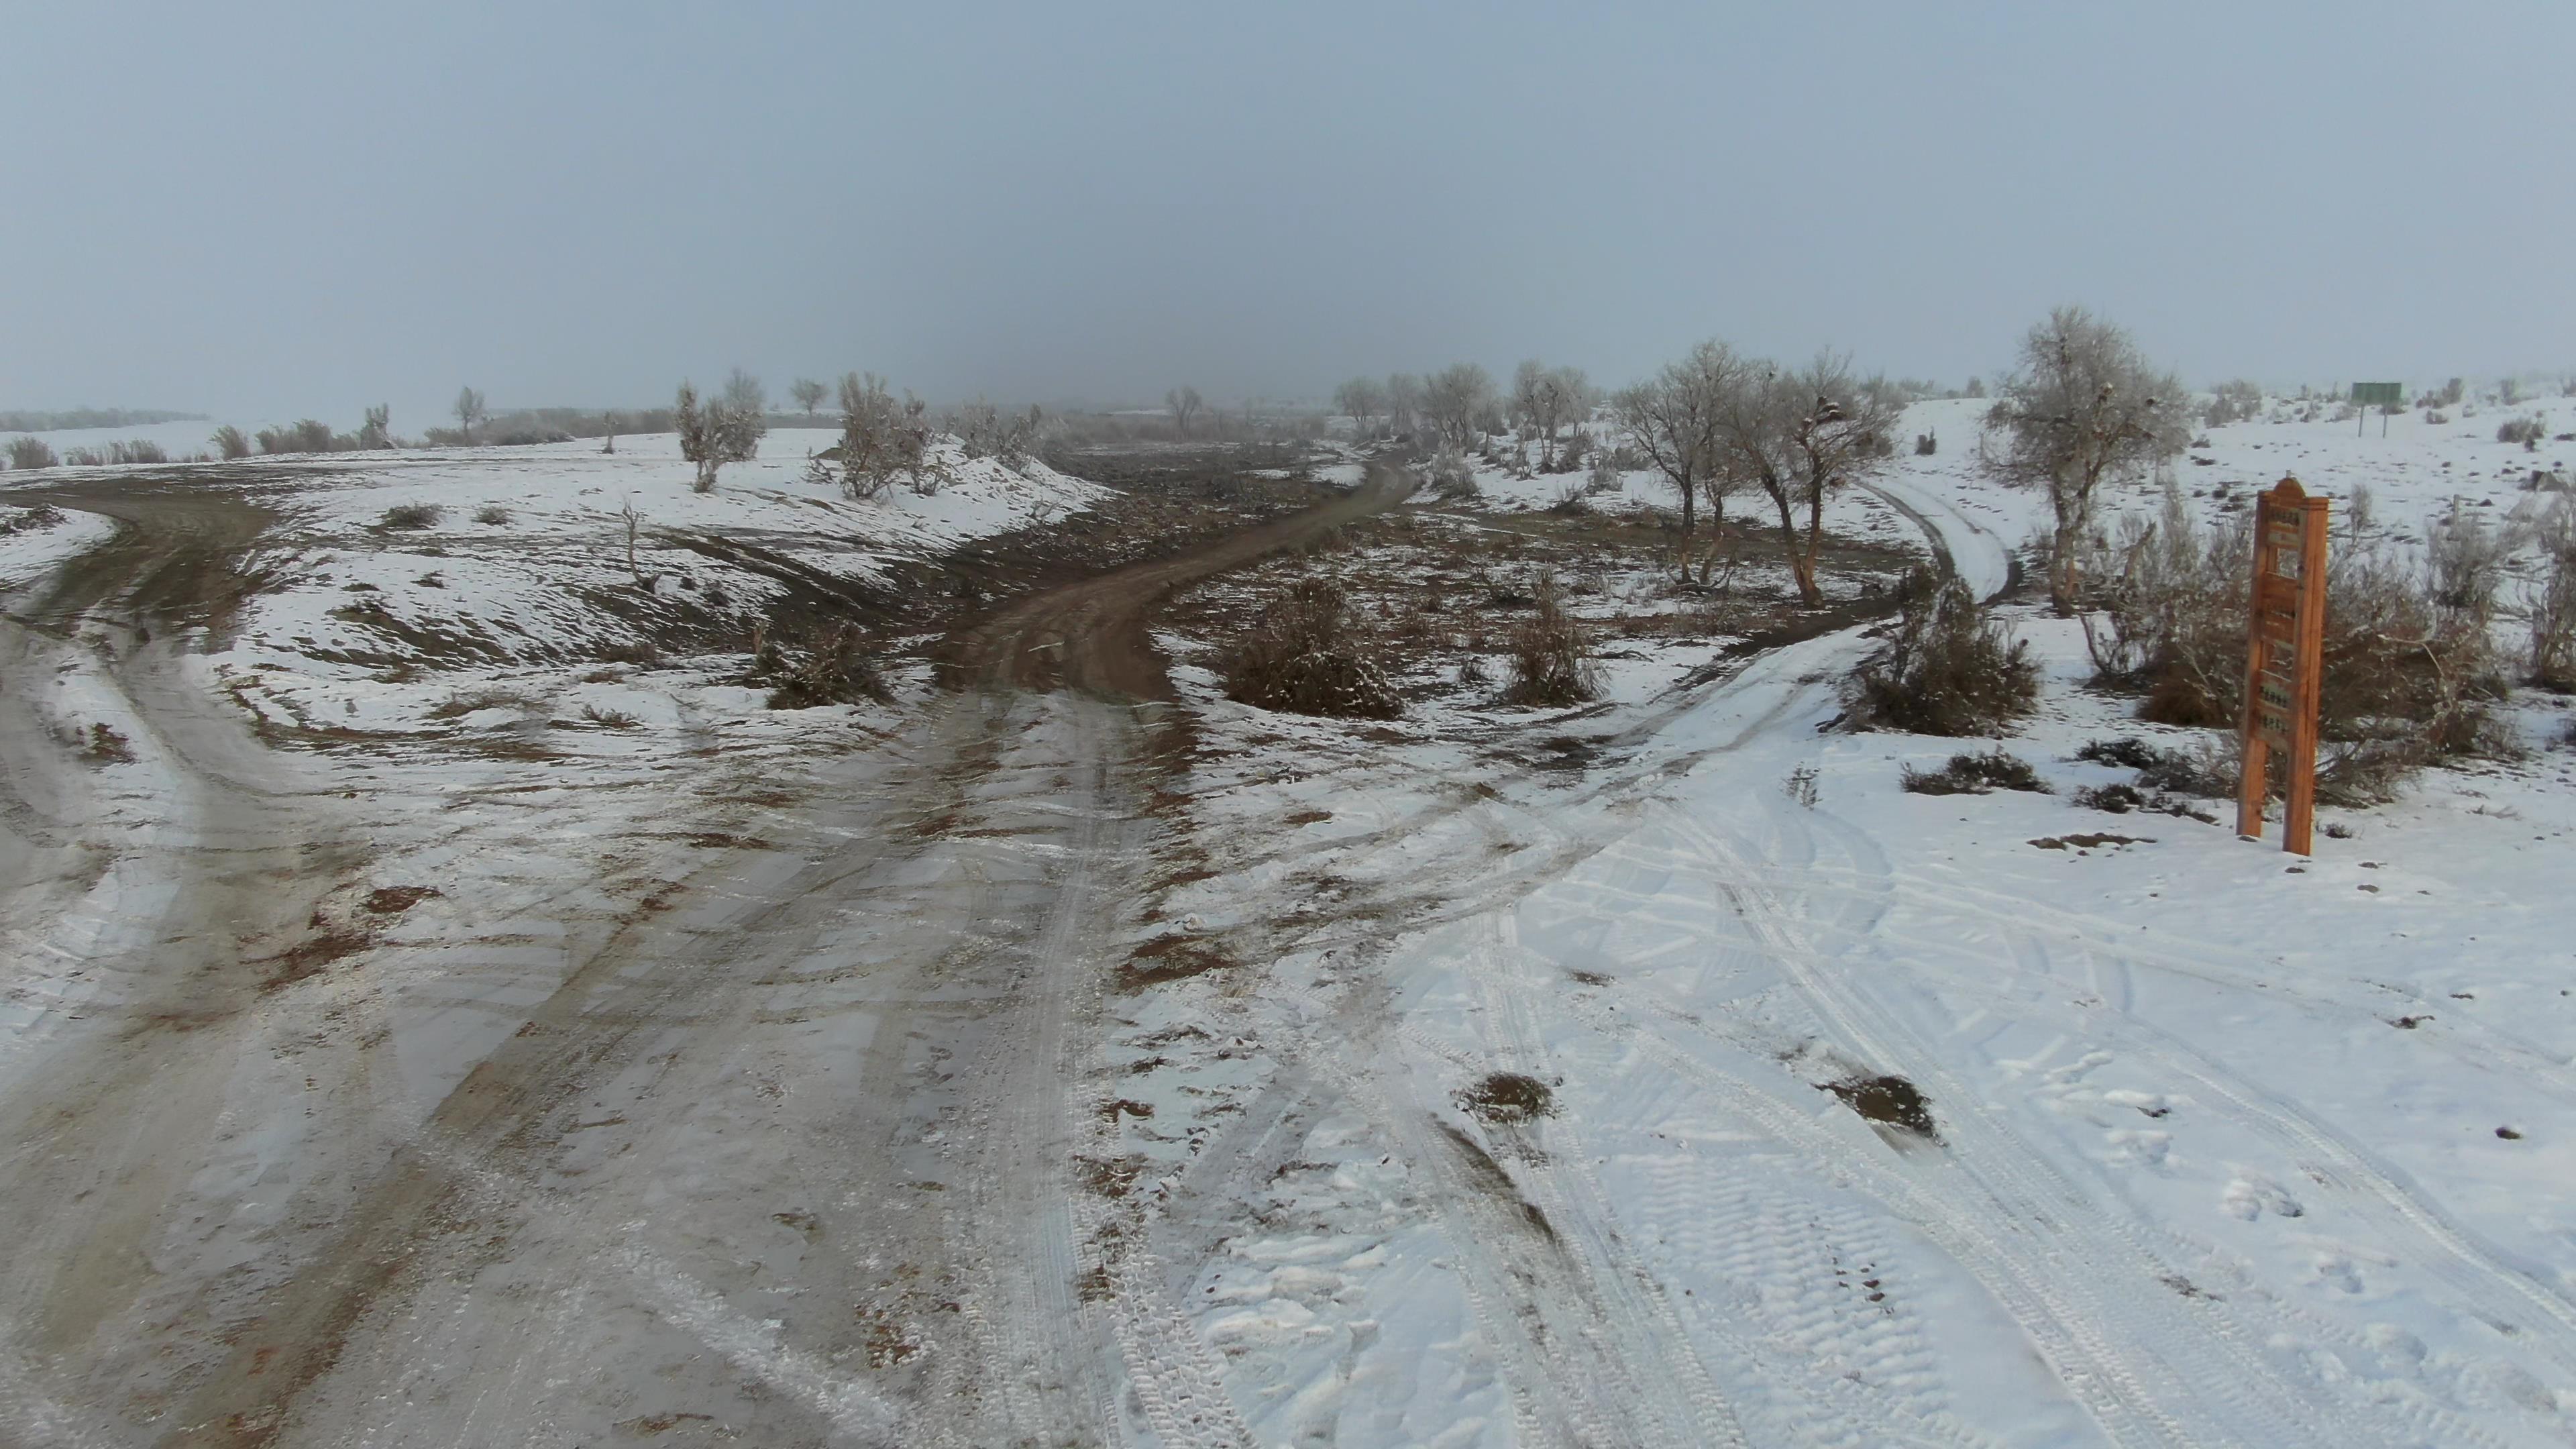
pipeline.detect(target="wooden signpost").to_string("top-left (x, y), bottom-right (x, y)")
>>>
top-left (2237, 477), bottom-right (2330, 853)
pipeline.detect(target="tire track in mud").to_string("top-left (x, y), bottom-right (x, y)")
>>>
top-left (0, 488), bottom-right (391, 1399)
top-left (0, 464), bottom-right (1415, 1447)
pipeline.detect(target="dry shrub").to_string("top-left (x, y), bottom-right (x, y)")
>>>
top-left (379, 503), bottom-right (444, 530)
top-left (5, 437), bottom-right (56, 470)
top-left (1222, 578), bottom-right (1402, 718)
top-left (2527, 497), bottom-right (2576, 689)
top-left (1900, 749), bottom-right (2047, 796)
top-left (2075, 735), bottom-right (2235, 797)
top-left (2082, 485), bottom-right (2512, 802)
top-left (1851, 570), bottom-right (2038, 736)
top-left (1426, 447), bottom-right (1479, 501)
top-left (755, 623), bottom-right (892, 709)
top-left (1501, 571), bottom-right (1601, 706)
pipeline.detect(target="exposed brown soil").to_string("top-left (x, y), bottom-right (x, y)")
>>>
top-left (1823, 1073), bottom-right (1939, 1142)
top-left (1457, 1071), bottom-right (1558, 1124)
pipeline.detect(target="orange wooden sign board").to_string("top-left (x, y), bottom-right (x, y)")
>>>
top-left (2237, 477), bottom-right (2330, 853)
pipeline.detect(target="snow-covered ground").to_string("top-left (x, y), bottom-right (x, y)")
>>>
top-left (8, 407), bottom-right (2576, 1444)
top-left (1103, 409), bottom-right (2576, 1446)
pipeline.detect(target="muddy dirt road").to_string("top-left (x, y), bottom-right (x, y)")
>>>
top-left (0, 465), bottom-right (1411, 1448)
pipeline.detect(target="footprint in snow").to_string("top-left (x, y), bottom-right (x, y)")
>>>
top-left (2222, 1173), bottom-right (2305, 1221)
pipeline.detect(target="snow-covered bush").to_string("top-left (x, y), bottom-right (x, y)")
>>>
top-left (1849, 570), bottom-right (2039, 737)
top-left (2497, 415), bottom-right (2544, 448)
top-left (676, 372), bottom-right (767, 492)
top-left (1222, 577), bottom-right (1403, 719)
top-left (2526, 498), bottom-right (2576, 690)
top-left (833, 372), bottom-right (934, 500)
top-left (1585, 448), bottom-right (1621, 496)
top-left (951, 398), bottom-right (1040, 471)
top-left (2203, 379), bottom-right (2264, 427)
top-left (1426, 447), bottom-right (1478, 501)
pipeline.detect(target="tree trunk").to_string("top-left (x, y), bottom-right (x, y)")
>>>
top-left (2050, 491), bottom-right (2082, 615)
top-left (1794, 486), bottom-right (1827, 604)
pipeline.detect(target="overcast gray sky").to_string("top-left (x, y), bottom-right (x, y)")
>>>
top-left (8, 1), bottom-right (2571, 425)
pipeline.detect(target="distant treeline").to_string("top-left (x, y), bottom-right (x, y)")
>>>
top-left (419, 406), bottom-right (681, 447)
top-left (0, 407), bottom-right (205, 433)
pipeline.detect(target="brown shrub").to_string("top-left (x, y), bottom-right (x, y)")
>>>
top-left (1501, 571), bottom-right (1601, 706)
top-left (2083, 486), bottom-right (2512, 802)
top-left (1850, 571), bottom-right (2038, 736)
top-left (1222, 578), bottom-right (1403, 718)
top-left (757, 622), bottom-right (892, 708)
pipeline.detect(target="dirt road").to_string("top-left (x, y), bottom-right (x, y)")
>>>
top-left (0, 464), bottom-right (1411, 1448)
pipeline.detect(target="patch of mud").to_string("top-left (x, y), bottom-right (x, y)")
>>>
top-left (362, 885), bottom-right (442, 915)
top-left (1456, 1071), bottom-right (1557, 1124)
top-left (1120, 934), bottom-right (1234, 989)
top-left (260, 928), bottom-right (374, 991)
top-left (1822, 1073), bottom-right (1939, 1142)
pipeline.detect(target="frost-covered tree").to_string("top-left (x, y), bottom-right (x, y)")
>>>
top-left (1385, 373), bottom-right (1424, 439)
top-left (1334, 376), bottom-right (1387, 437)
top-left (790, 378), bottom-right (827, 417)
top-left (358, 404), bottom-right (392, 449)
top-left (453, 386), bottom-right (486, 444)
top-left (1530, 365), bottom-right (1589, 470)
top-left (1988, 307), bottom-right (2190, 613)
top-left (676, 372), bottom-right (768, 492)
top-left (1167, 385), bottom-right (1204, 437)
top-left (1421, 362), bottom-right (1496, 451)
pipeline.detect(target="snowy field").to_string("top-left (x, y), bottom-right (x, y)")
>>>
top-left (1099, 402), bottom-right (2576, 1446)
top-left (4, 405), bottom-right (2575, 1445)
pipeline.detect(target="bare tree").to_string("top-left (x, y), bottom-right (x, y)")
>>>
top-left (358, 404), bottom-right (392, 449)
top-left (453, 386), bottom-right (486, 445)
top-left (1712, 354), bottom-right (1898, 604)
top-left (1385, 374), bottom-right (1424, 439)
top-left (1333, 376), bottom-right (1387, 437)
top-left (790, 378), bottom-right (827, 417)
top-left (1165, 386), bottom-right (1204, 437)
top-left (1421, 362), bottom-right (1495, 451)
top-left (1616, 341), bottom-right (1749, 567)
top-left (676, 375), bottom-right (767, 492)
top-left (1988, 307), bottom-right (2190, 613)
top-left (617, 496), bottom-right (644, 577)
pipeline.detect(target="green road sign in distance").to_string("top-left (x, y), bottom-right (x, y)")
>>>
top-left (2351, 382), bottom-right (2402, 407)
